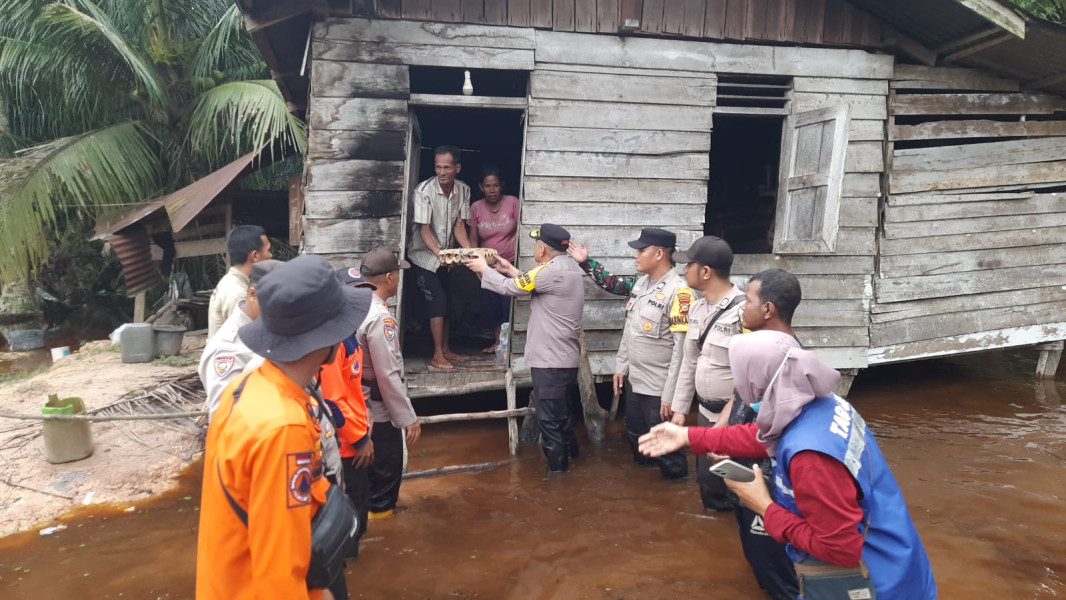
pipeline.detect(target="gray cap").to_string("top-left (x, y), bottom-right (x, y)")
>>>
top-left (249, 259), bottom-right (284, 287)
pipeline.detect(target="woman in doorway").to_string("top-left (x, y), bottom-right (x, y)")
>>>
top-left (639, 330), bottom-right (937, 600)
top-left (466, 166), bottom-right (519, 354)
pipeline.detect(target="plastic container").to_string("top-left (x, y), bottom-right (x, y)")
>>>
top-left (50, 346), bottom-right (71, 362)
top-left (154, 325), bottom-right (186, 357)
top-left (42, 394), bottom-right (93, 464)
top-left (495, 323), bottom-right (510, 366)
top-left (8, 329), bottom-right (45, 351)
top-left (120, 323), bottom-right (155, 363)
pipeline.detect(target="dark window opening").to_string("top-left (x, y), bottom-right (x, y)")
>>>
top-left (409, 66), bottom-right (528, 97)
top-left (705, 116), bottom-right (784, 254)
top-left (403, 105), bottom-right (525, 358)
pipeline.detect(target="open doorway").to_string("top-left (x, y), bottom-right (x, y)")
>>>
top-left (705, 116), bottom-right (784, 254)
top-left (402, 105), bottom-right (526, 361)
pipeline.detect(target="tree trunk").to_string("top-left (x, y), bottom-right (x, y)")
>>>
top-left (0, 276), bottom-right (44, 343)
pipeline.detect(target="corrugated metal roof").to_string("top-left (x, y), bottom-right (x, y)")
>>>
top-left (107, 225), bottom-right (164, 297)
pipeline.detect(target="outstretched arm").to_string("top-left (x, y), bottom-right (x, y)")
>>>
top-left (568, 243), bottom-right (638, 297)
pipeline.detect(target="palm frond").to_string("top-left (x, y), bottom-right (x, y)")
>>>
top-left (186, 80), bottom-right (305, 171)
top-left (189, 3), bottom-right (267, 92)
top-left (0, 121), bottom-right (161, 283)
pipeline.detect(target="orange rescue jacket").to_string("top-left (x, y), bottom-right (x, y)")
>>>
top-left (319, 341), bottom-right (369, 458)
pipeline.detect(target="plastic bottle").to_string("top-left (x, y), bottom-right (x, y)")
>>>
top-left (495, 323), bottom-right (510, 366)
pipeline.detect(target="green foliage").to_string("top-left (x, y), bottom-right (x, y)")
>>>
top-left (0, 0), bottom-right (304, 285)
top-left (1009, 0), bottom-right (1066, 22)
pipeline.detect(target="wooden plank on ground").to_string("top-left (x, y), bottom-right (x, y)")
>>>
top-left (891, 65), bottom-right (1020, 91)
top-left (305, 160), bottom-right (405, 191)
top-left (867, 322), bottom-right (1066, 364)
top-left (314, 41), bottom-right (534, 70)
top-left (520, 201), bottom-right (706, 225)
top-left (307, 97), bottom-right (408, 131)
top-left (892, 137), bottom-right (1066, 172)
top-left (884, 211), bottom-right (1066, 239)
top-left (890, 159), bottom-right (1066, 194)
top-left (892, 93), bottom-right (1066, 116)
top-left (890, 119), bottom-right (1066, 142)
top-left (528, 98), bottom-right (714, 131)
top-left (523, 176), bottom-right (707, 204)
top-left (311, 61), bottom-right (410, 98)
top-left (884, 195), bottom-right (1066, 223)
top-left (303, 191), bottom-right (405, 219)
top-left (871, 285), bottom-right (1066, 322)
top-left (525, 127), bottom-right (711, 154)
top-left (315, 17), bottom-right (536, 48)
top-left (878, 243), bottom-right (1066, 279)
top-left (792, 92), bottom-right (888, 120)
top-left (302, 216), bottom-right (403, 254)
top-left (524, 150), bottom-right (709, 179)
top-left (533, 30), bottom-right (894, 78)
top-left (307, 130), bottom-right (407, 161)
top-left (875, 264), bottom-right (1066, 304)
top-left (793, 77), bottom-right (889, 95)
top-left (870, 300), bottom-right (1066, 347)
top-left (530, 70), bottom-right (716, 105)
top-left (880, 225), bottom-right (1066, 256)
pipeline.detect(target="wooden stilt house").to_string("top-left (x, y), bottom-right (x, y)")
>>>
top-left (238, 0), bottom-right (1066, 443)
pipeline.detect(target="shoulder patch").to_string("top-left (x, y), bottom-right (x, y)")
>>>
top-left (286, 452), bottom-right (314, 508)
top-left (514, 263), bottom-right (549, 292)
top-left (669, 287), bottom-right (693, 332)
top-left (213, 355), bottom-right (236, 378)
top-left (383, 317), bottom-right (398, 342)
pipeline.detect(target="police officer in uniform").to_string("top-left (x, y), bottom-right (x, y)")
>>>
top-left (356, 248), bottom-right (421, 519)
top-left (465, 223), bottom-right (585, 473)
top-left (669, 236), bottom-right (744, 511)
top-left (567, 228), bottom-right (689, 479)
top-left (196, 255), bottom-right (372, 600)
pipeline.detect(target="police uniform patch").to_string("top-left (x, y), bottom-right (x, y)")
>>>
top-left (348, 267), bottom-right (361, 279)
top-left (642, 321), bottom-right (653, 332)
top-left (514, 263), bottom-right (548, 292)
top-left (213, 355), bottom-right (236, 378)
top-left (655, 292), bottom-right (666, 301)
top-left (669, 288), bottom-right (692, 333)
top-left (383, 317), bottom-right (398, 342)
top-left (287, 452), bottom-right (314, 507)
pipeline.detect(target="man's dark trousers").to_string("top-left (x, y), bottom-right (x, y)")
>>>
top-left (367, 422), bottom-right (403, 512)
top-left (624, 385), bottom-right (687, 479)
top-left (696, 410), bottom-right (732, 511)
top-left (342, 457), bottom-right (370, 557)
top-left (531, 367), bottom-right (579, 472)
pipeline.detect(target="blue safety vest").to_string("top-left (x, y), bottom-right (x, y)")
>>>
top-left (773, 394), bottom-right (937, 600)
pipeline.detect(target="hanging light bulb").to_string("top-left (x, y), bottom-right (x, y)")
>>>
top-left (462, 70), bottom-right (473, 96)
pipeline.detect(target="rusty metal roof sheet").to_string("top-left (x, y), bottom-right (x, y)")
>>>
top-left (107, 225), bottom-right (164, 297)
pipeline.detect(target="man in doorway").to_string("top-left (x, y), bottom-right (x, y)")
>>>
top-left (464, 224), bottom-right (585, 473)
top-left (405, 145), bottom-right (474, 370)
top-left (196, 254), bottom-right (372, 600)
top-left (198, 259), bottom-right (283, 417)
top-left (357, 248), bottom-right (421, 519)
top-left (567, 229), bottom-right (690, 480)
top-left (668, 236), bottom-right (744, 511)
top-left (207, 225), bottom-right (272, 338)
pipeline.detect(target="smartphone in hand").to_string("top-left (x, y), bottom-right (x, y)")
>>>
top-left (710, 459), bottom-right (756, 483)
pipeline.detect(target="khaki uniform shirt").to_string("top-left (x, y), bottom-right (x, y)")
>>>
top-left (357, 295), bottom-right (418, 428)
top-left (207, 267), bottom-right (250, 339)
top-left (671, 286), bottom-right (744, 418)
top-left (406, 177), bottom-right (471, 272)
top-left (616, 270), bottom-right (691, 405)
top-left (481, 255), bottom-right (584, 369)
top-left (198, 303), bottom-right (258, 418)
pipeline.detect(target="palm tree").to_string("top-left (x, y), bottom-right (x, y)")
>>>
top-left (0, 0), bottom-right (305, 285)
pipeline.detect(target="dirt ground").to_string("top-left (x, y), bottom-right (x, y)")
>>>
top-left (0, 334), bottom-right (208, 536)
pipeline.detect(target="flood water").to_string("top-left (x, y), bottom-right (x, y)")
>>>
top-left (1, 349), bottom-right (1064, 599)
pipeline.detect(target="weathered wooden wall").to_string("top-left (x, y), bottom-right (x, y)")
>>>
top-left (509, 30), bottom-right (891, 374)
top-left (331, 0), bottom-right (881, 48)
top-left (870, 65), bottom-right (1066, 363)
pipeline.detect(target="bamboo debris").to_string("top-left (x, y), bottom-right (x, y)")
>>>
top-left (418, 407), bottom-right (533, 424)
top-left (402, 459), bottom-right (514, 480)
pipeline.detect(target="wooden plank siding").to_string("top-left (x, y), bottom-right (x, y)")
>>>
top-left (871, 64), bottom-right (1066, 362)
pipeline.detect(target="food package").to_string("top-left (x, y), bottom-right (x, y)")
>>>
top-left (439, 247), bottom-right (499, 266)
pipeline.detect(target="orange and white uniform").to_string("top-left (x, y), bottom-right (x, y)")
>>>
top-left (319, 340), bottom-right (371, 458)
top-left (196, 360), bottom-right (330, 600)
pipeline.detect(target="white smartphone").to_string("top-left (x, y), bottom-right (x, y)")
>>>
top-left (709, 459), bottom-right (756, 483)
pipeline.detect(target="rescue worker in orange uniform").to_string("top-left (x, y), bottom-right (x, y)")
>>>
top-left (196, 255), bottom-right (372, 600)
top-left (317, 266), bottom-right (378, 557)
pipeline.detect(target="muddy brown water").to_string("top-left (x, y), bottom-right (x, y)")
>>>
top-left (1, 350), bottom-right (1064, 599)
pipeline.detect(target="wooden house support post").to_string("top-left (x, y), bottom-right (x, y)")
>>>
top-left (519, 390), bottom-right (539, 442)
top-left (834, 368), bottom-right (861, 397)
top-left (1035, 341), bottom-right (1064, 379)
top-left (579, 331), bottom-right (608, 445)
top-left (505, 368), bottom-right (518, 455)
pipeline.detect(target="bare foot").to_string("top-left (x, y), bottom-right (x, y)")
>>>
top-left (430, 356), bottom-right (455, 370)
top-left (481, 344), bottom-right (496, 354)
top-left (444, 350), bottom-right (468, 361)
